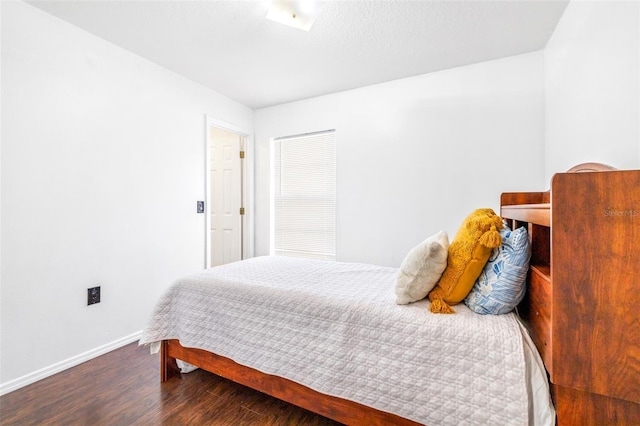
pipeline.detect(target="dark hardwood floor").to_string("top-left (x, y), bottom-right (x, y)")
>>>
top-left (0, 342), bottom-right (342, 425)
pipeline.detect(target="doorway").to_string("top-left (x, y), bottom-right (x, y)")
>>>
top-left (205, 118), bottom-right (249, 268)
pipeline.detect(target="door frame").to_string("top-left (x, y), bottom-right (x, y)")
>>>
top-left (205, 116), bottom-right (254, 268)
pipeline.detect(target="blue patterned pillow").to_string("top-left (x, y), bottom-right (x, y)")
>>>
top-left (464, 224), bottom-right (531, 315)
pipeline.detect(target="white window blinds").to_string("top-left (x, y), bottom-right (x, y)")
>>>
top-left (272, 130), bottom-right (336, 260)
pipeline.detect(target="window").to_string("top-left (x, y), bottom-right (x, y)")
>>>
top-left (271, 130), bottom-right (336, 260)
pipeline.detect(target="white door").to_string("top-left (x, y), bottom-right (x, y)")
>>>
top-left (208, 126), bottom-right (243, 267)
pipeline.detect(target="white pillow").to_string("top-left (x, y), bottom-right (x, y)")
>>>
top-left (395, 230), bottom-right (450, 305)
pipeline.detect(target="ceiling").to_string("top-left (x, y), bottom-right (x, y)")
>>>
top-left (26, 0), bottom-right (569, 109)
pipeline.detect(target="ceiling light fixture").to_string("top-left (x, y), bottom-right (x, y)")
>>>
top-left (266, 0), bottom-right (321, 32)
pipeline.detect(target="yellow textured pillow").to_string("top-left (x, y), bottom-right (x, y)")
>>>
top-left (428, 208), bottom-right (503, 314)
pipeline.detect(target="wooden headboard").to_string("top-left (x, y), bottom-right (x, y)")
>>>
top-left (500, 163), bottom-right (640, 425)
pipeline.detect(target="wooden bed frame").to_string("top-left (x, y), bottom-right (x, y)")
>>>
top-left (501, 163), bottom-right (640, 425)
top-left (161, 339), bottom-right (419, 425)
top-left (160, 163), bottom-right (640, 425)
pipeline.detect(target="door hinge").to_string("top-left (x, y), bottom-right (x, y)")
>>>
top-left (239, 207), bottom-right (245, 215)
top-left (239, 150), bottom-right (245, 159)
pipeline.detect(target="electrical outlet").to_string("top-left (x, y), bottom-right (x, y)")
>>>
top-left (197, 201), bottom-right (205, 213)
top-left (88, 286), bottom-right (101, 305)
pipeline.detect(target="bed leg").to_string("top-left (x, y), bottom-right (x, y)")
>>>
top-left (160, 340), bottom-right (181, 382)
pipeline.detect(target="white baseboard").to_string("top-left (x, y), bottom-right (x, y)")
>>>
top-left (0, 331), bottom-right (142, 396)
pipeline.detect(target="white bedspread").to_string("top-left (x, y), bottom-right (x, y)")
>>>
top-left (140, 256), bottom-right (552, 425)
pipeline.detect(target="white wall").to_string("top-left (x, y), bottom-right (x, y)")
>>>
top-left (255, 52), bottom-right (546, 267)
top-left (545, 0), bottom-right (640, 181)
top-left (0, 0), bottom-right (4, 385)
top-left (0, 1), bottom-right (252, 390)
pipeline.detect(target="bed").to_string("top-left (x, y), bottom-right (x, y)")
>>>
top-left (140, 255), bottom-right (555, 425)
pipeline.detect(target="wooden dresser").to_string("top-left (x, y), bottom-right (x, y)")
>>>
top-left (500, 165), bottom-right (640, 425)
